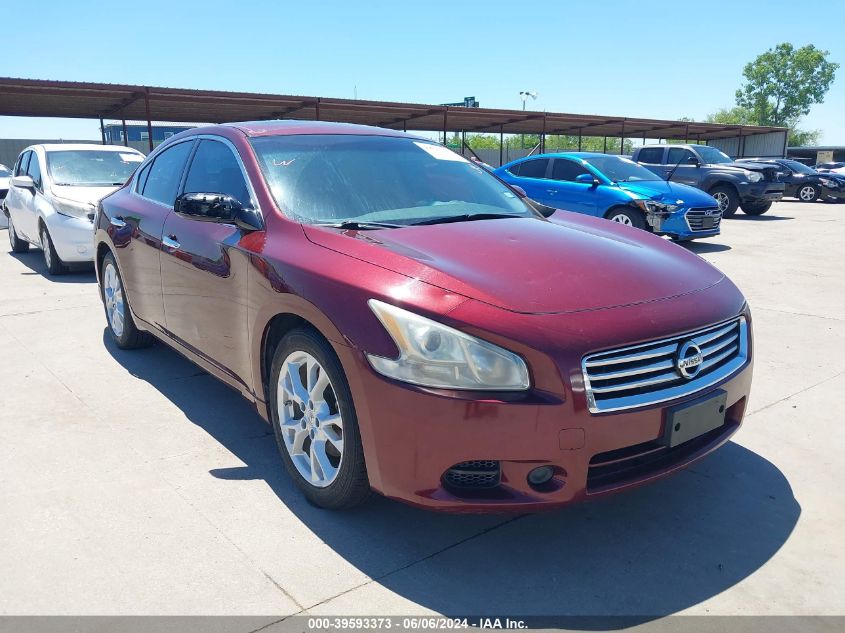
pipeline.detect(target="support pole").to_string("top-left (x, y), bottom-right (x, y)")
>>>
top-left (144, 90), bottom-right (154, 153)
top-left (121, 119), bottom-right (128, 147)
top-left (443, 108), bottom-right (448, 145)
top-left (541, 114), bottom-right (546, 154)
top-left (499, 125), bottom-right (504, 167)
top-left (685, 123), bottom-right (690, 145)
top-left (620, 120), bottom-right (625, 155)
top-left (603, 136), bottom-right (607, 153)
top-left (315, 98), bottom-right (321, 121)
top-left (578, 129), bottom-right (582, 152)
top-left (99, 117), bottom-right (105, 144)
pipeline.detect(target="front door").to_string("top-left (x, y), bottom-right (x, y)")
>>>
top-left (666, 147), bottom-right (700, 188)
top-left (159, 138), bottom-right (256, 393)
top-left (545, 158), bottom-right (598, 215)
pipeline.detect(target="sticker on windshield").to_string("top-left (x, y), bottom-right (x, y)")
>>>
top-left (119, 153), bottom-right (143, 163)
top-left (413, 142), bottom-right (468, 162)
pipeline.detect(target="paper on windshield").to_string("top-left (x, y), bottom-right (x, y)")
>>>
top-left (413, 142), bottom-right (468, 162)
top-left (119, 153), bottom-right (144, 163)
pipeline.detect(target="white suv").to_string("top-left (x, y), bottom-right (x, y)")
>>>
top-left (5, 144), bottom-right (144, 274)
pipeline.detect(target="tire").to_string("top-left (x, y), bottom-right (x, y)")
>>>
top-left (604, 206), bottom-right (646, 230)
top-left (269, 328), bottom-right (370, 510)
top-left (100, 251), bottom-right (155, 349)
top-left (7, 214), bottom-right (29, 253)
top-left (797, 183), bottom-right (820, 203)
top-left (709, 185), bottom-right (740, 218)
top-left (740, 201), bottom-right (772, 216)
top-left (40, 225), bottom-right (66, 275)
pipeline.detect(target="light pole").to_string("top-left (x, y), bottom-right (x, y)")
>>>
top-left (519, 91), bottom-right (537, 149)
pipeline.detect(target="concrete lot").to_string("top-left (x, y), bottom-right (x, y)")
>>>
top-left (0, 200), bottom-right (843, 618)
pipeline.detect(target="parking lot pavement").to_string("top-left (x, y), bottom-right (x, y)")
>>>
top-left (0, 199), bottom-right (843, 617)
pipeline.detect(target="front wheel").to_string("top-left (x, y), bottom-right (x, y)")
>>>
top-left (740, 201), bottom-right (772, 216)
top-left (605, 207), bottom-right (646, 230)
top-left (40, 225), bottom-right (66, 276)
top-left (7, 214), bottom-right (29, 253)
top-left (797, 184), bottom-right (820, 202)
top-left (709, 185), bottom-right (740, 218)
top-left (101, 252), bottom-right (155, 349)
top-left (270, 328), bottom-right (370, 510)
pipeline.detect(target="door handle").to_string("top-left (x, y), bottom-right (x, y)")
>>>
top-left (109, 216), bottom-right (126, 228)
top-left (162, 235), bottom-right (180, 249)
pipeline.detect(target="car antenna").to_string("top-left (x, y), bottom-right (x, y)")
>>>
top-left (665, 152), bottom-right (689, 182)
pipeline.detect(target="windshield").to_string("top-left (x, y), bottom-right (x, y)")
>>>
top-left (250, 135), bottom-right (533, 226)
top-left (581, 155), bottom-right (661, 182)
top-left (46, 150), bottom-right (144, 186)
top-left (695, 146), bottom-right (732, 164)
top-left (782, 160), bottom-right (815, 174)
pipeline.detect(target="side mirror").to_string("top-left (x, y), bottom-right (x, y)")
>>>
top-left (686, 155), bottom-right (700, 166)
top-left (11, 175), bottom-right (35, 189)
top-left (174, 192), bottom-right (263, 231)
top-left (575, 173), bottom-right (599, 186)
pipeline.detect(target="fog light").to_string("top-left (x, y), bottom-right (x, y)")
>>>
top-left (527, 466), bottom-right (554, 486)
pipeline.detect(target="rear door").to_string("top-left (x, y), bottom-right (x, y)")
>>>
top-left (508, 158), bottom-right (552, 205)
top-left (110, 139), bottom-right (195, 329)
top-left (545, 157), bottom-right (598, 214)
top-left (159, 137), bottom-right (256, 391)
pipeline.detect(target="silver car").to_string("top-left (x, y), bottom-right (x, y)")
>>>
top-left (5, 144), bottom-right (144, 274)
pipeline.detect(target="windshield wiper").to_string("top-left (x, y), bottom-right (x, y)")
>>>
top-left (407, 212), bottom-right (521, 226)
top-left (314, 220), bottom-right (404, 230)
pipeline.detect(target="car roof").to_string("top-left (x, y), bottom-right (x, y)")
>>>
top-left (29, 143), bottom-right (143, 153)
top-left (637, 144), bottom-right (707, 150)
top-left (506, 152), bottom-right (613, 162)
top-left (220, 120), bottom-right (428, 140)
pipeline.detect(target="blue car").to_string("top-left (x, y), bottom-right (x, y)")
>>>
top-left (494, 152), bottom-right (722, 240)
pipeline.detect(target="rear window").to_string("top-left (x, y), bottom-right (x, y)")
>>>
top-left (516, 158), bottom-right (549, 179)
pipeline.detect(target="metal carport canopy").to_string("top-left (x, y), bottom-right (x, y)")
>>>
top-left (0, 77), bottom-right (786, 141)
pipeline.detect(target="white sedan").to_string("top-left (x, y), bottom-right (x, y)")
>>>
top-left (5, 144), bottom-right (144, 274)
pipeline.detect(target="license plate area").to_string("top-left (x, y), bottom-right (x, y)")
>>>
top-left (701, 216), bottom-right (715, 229)
top-left (663, 390), bottom-right (727, 448)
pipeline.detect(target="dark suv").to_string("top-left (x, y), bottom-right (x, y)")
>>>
top-left (736, 158), bottom-right (845, 203)
top-left (632, 144), bottom-right (785, 217)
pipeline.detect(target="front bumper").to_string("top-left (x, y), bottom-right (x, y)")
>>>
top-left (44, 212), bottom-right (96, 263)
top-left (738, 181), bottom-right (785, 204)
top-left (338, 295), bottom-right (753, 512)
top-left (646, 208), bottom-right (720, 240)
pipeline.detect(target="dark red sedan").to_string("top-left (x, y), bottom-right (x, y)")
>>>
top-left (94, 121), bottom-right (753, 512)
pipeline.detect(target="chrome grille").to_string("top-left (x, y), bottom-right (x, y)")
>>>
top-left (582, 317), bottom-right (748, 413)
top-left (686, 207), bottom-right (722, 231)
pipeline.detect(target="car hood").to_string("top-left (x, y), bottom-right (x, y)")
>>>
top-left (303, 214), bottom-right (725, 314)
top-left (50, 184), bottom-right (120, 205)
top-left (617, 180), bottom-right (717, 206)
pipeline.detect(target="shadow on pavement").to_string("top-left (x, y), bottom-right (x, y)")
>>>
top-left (682, 241), bottom-right (731, 254)
top-left (8, 248), bottom-right (95, 282)
top-left (726, 214), bottom-right (793, 221)
top-left (105, 332), bottom-right (800, 623)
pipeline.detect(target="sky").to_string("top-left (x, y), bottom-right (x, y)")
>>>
top-left (1, 0), bottom-right (843, 144)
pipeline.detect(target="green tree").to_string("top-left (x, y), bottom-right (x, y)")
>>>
top-left (788, 128), bottom-right (821, 147)
top-left (735, 43), bottom-right (838, 126)
top-left (705, 106), bottom-right (756, 125)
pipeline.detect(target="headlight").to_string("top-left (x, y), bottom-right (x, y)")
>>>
top-left (632, 199), bottom-right (681, 214)
top-left (51, 196), bottom-right (95, 220)
top-left (366, 299), bottom-right (530, 391)
top-left (745, 171), bottom-right (763, 183)
top-left (820, 178), bottom-right (837, 188)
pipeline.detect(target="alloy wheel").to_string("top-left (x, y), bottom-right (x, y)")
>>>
top-left (799, 185), bottom-right (816, 201)
top-left (277, 351), bottom-right (344, 487)
top-left (102, 262), bottom-right (125, 338)
top-left (713, 192), bottom-right (729, 213)
top-left (610, 213), bottom-right (633, 226)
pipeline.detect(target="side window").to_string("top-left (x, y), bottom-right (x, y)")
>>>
top-left (183, 139), bottom-right (251, 205)
top-left (506, 163), bottom-right (521, 176)
top-left (14, 151), bottom-right (30, 177)
top-left (518, 158), bottom-right (550, 179)
top-left (135, 161), bottom-right (152, 194)
top-left (667, 147), bottom-right (696, 165)
top-left (637, 147), bottom-right (664, 164)
top-left (551, 158), bottom-right (590, 181)
top-left (140, 141), bottom-right (194, 206)
top-left (26, 153), bottom-right (43, 190)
